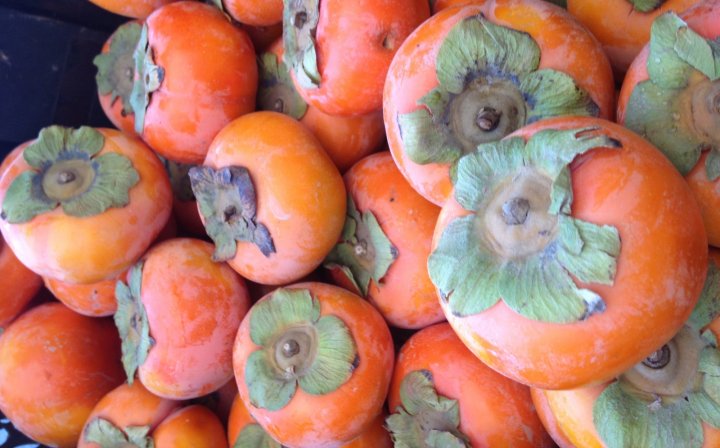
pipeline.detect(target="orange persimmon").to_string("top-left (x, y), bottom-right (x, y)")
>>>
top-left (153, 405), bottom-right (228, 448)
top-left (88, 0), bottom-right (177, 18)
top-left (0, 234), bottom-right (42, 329)
top-left (223, 0), bottom-right (282, 26)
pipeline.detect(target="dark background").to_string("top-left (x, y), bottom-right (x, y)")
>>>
top-left (0, 2), bottom-right (125, 444)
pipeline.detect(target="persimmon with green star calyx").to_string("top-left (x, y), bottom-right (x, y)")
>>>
top-left (430, 117), bottom-right (707, 390)
top-left (283, 0), bottom-right (430, 116)
top-left (324, 152), bottom-right (444, 329)
top-left (130, 1), bottom-right (258, 164)
top-left (385, 1), bottom-right (615, 206)
top-left (114, 238), bottom-right (250, 399)
top-left (0, 126), bottom-right (172, 284)
top-left (189, 111), bottom-right (346, 285)
top-left (233, 283), bottom-right (394, 448)
top-left (531, 254), bottom-right (720, 448)
top-left (618, 2), bottom-right (720, 247)
top-left (387, 323), bottom-right (554, 447)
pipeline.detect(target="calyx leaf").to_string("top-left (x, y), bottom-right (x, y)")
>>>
top-left (323, 195), bottom-right (398, 297)
top-left (428, 127), bottom-right (621, 323)
top-left (386, 370), bottom-right (470, 448)
top-left (234, 423), bottom-right (282, 448)
top-left (94, 21), bottom-right (142, 116)
top-left (84, 417), bottom-right (154, 448)
top-left (162, 158), bottom-right (195, 202)
top-left (257, 52), bottom-right (308, 120)
top-left (624, 12), bottom-right (720, 178)
top-left (628, 0), bottom-right (667, 13)
top-left (282, 0), bottom-right (321, 89)
top-left (188, 165), bottom-right (275, 262)
top-left (1, 125), bottom-right (139, 223)
top-left (398, 14), bottom-right (598, 169)
top-left (130, 23), bottom-right (164, 135)
top-left (689, 260), bottom-right (720, 330)
top-left (114, 261), bottom-right (154, 384)
top-left (245, 288), bottom-right (357, 411)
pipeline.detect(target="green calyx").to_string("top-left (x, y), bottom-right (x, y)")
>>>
top-left (428, 127), bottom-right (622, 323)
top-left (162, 158), bottom-right (195, 202)
top-left (234, 423), bottom-right (282, 448)
top-left (130, 23), bottom-right (164, 135)
top-left (628, 0), bottom-right (667, 13)
top-left (94, 21), bottom-right (142, 117)
top-left (625, 12), bottom-right (720, 179)
top-left (114, 261), bottom-right (154, 384)
top-left (84, 417), bottom-right (154, 448)
top-left (258, 52), bottom-right (308, 120)
top-left (386, 370), bottom-right (470, 448)
top-left (188, 165), bottom-right (275, 262)
top-left (324, 195), bottom-right (398, 297)
top-left (245, 288), bottom-right (358, 411)
top-left (1, 126), bottom-right (139, 224)
top-left (398, 14), bottom-right (598, 170)
top-left (282, 0), bottom-right (321, 89)
top-left (594, 261), bottom-right (720, 448)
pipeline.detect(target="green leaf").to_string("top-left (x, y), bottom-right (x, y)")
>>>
top-left (323, 196), bottom-right (398, 297)
top-left (1, 171), bottom-right (57, 223)
top-left (130, 23), bottom-right (164, 134)
top-left (233, 423), bottom-right (281, 448)
top-left (386, 411), bottom-right (426, 448)
top-left (84, 418), bottom-right (153, 448)
top-left (245, 350), bottom-right (297, 411)
top-left (282, 0), bottom-right (321, 90)
top-left (689, 261), bottom-right (720, 330)
top-left (94, 22), bottom-right (142, 116)
top-left (700, 346), bottom-right (720, 404)
top-left (629, 0), bottom-right (666, 12)
top-left (426, 430), bottom-right (468, 448)
top-left (24, 126), bottom-right (103, 167)
top-left (257, 52), bottom-right (308, 120)
top-left (689, 391), bottom-right (720, 428)
top-left (298, 315), bottom-right (357, 395)
top-left (520, 69), bottom-right (599, 123)
top-left (556, 216), bottom-right (620, 285)
top-left (113, 261), bottom-right (154, 384)
top-left (397, 106), bottom-right (462, 165)
top-left (249, 288), bottom-right (319, 347)
top-left (594, 382), bottom-right (704, 448)
top-left (674, 27), bottom-right (720, 80)
top-left (189, 166), bottom-right (275, 262)
top-left (647, 13), bottom-right (694, 89)
top-left (706, 148), bottom-right (720, 182)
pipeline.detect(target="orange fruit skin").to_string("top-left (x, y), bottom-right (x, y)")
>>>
top-left (77, 382), bottom-right (181, 448)
top-left (224, 0), bottom-right (283, 26)
top-left (340, 152), bottom-right (443, 329)
top-left (0, 128), bottom-right (172, 284)
top-left (204, 112), bottom-right (346, 285)
top-left (241, 23), bottom-right (283, 54)
top-left (142, 2), bottom-right (258, 164)
top-left (137, 238), bottom-right (250, 400)
top-left (618, 0), bottom-right (720, 247)
top-left (292, 0), bottom-right (431, 116)
top-left (389, 323), bottom-right (554, 447)
top-left (153, 405), bottom-right (229, 448)
top-left (227, 393), bottom-right (255, 446)
top-left (0, 234), bottom-right (42, 328)
top-left (433, 117), bottom-right (707, 390)
top-left (385, 1), bottom-right (615, 206)
top-left (88, 0), bottom-right (177, 19)
top-left (0, 303), bottom-right (125, 447)
top-left (233, 282), bottom-right (395, 448)
top-left (44, 274), bottom-right (118, 318)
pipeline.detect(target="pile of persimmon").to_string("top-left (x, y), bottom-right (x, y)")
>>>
top-left (1, 0), bottom-right (720, 447)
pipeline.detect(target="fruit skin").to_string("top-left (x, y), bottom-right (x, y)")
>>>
top-left (233, 282), bottom-right (394, 448)
top-left (0, 234), bottom-right (42, 328)
top-left (138, 238), bottom-right (250, 400)
top-left (153, 405), bottom-right (228, 448)
top-left (291, 0), bottom-right (430, 116)
top-left (433, 116), bottom-right (707, 390)
top-left (88, 0), bottom-right (177, 18)
top-left (336, 151), bottom-right (444, 329)
top-left (224, 0), bottom-right (283, 26)
top-left (388, 323), bottom-right (555, 447)
top-left (202, 111), bottom-right (346, 285)
top-left (0, 128), bottom-right (172, 284)
top-left (77, 381), bottom-right (180, 448)
top-left (568, 0), bottom-right (700, 78)
top-left (0, 303), bottom-right (125, 448)
top-left (141, 1), bottom-right (258, 164)
top-left (44, 273), bottom-right (118, 318)
top-left (384, 0), bottom-right (615, 206)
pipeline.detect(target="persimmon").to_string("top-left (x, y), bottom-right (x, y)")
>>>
top-left (617, 3), bottom-right (720, 247)
top-left (324, 152), bottom-right (444, 329)
top-left (221, 0), bottom-right (282, 26)
top-left (88, 0), bottom-right (177, 18)
top-left (385, 1), bottom-right (615, 205)
top-left (429, 117), bottom-right (707, 389)
top-left (567, 0), bottom-right (700, 77)
top-left (189, 111), bottom-right (346, 285)
top-left (242, 22), bottom-right (283, 53)
top-left (259, 40), bottom-right (385, 172)
top-left (78, 381), bottom-right (180, 448)
top-left (0, 303), bottom-right (125, 447)
top-left (386, 323), bottom-right (553, 447)
top-left (532, 256), bottom-right (720, 448)
top-left (0, 126), bottom-right (172, 284)
top-left (233, 282), bottom-right (394, 447)
top-left (153, 405), bottom-right (228, 448)
top-left (131, 1), bottom-right (257, 164)
top-left (114, 238), bottom-right (250, 399)
top-left (284, 0), bottom-right (430, 116)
